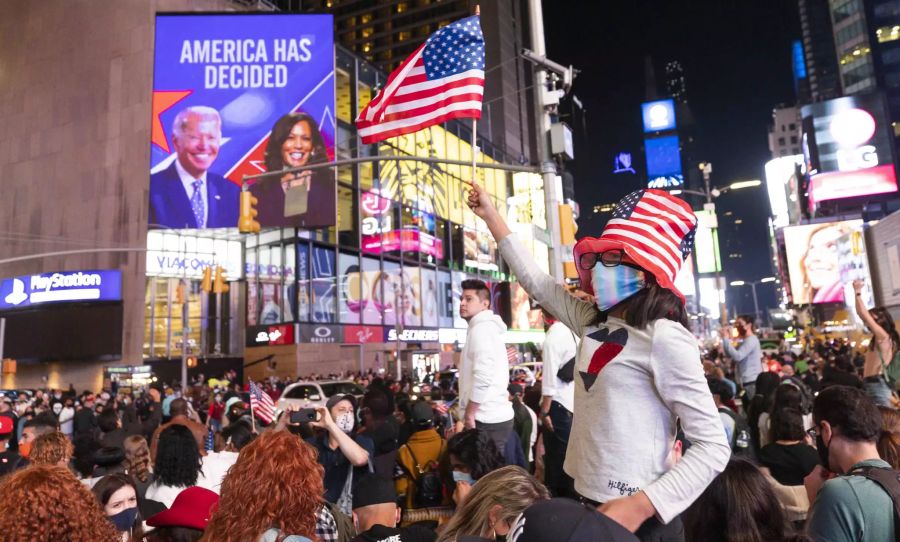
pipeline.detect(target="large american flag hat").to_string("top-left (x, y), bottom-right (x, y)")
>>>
top-left (574, 189), bottom-right (697, 303)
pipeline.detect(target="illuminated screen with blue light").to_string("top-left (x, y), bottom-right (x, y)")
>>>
top-left (645, 135), bottom-right (683, 188)
top-left (641, 98), bottom-right (676, 132)
top-left (792, 40), bottom-right (807, 79)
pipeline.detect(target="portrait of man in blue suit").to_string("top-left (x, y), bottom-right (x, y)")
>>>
top-left (149, 106), bottom-right (240, 229)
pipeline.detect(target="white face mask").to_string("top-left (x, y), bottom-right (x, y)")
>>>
top-left (336, 413), bottom-right (355, 433)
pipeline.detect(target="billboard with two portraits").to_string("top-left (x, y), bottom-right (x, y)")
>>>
top-left (149, 14), bottom-right (336, 230)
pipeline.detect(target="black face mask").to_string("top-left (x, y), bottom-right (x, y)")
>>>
top-left (816, 432), bottom-right (831, 472)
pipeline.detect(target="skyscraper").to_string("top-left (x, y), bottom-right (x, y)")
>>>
top-left (798, 0), bottom-right (841, 103)
top-left (665, 60), bottom-right (688, 104)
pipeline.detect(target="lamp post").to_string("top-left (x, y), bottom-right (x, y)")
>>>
top-left (672, 162), bottom-right (762, 325)
top-left (729, 277), bottom-right (777, 325)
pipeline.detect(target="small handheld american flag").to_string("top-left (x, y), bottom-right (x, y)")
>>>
top-left (355, 15), bottom-right (485, 144)
top-left (249, 379), bottom-right (276, 425)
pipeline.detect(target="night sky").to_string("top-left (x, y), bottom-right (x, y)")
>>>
top-left (543, 1), bottom-right (802, 318)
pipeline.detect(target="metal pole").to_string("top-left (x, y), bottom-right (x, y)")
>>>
top-left (528, 0), bottom-right (564, 282)
top-left (0, 317), bottom-right (5, 363)
top-left (702, 164), bottom-right (727, 325)
top-left (181, 281), bottom-right (188, 391)
top-left (750, 282), bottom-right (760, 325)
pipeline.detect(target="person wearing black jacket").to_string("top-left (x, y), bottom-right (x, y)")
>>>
top-left (73, 395), bottom-right (98, 437)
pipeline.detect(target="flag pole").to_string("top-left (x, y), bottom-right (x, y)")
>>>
top-left (248, 378), bottom-right (258, 433)
top-left (472, 4), bottom-right (481, 184)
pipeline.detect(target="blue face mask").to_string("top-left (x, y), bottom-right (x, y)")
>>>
top-left (109, 507), bottom-right (138, 532)
top-left (592, 263), bottom-right (646, 311)
top-left (452, 470), bottom-right (476, 485)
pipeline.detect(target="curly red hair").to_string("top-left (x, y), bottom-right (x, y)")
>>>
top-left (30, 430), bottom-right (74, 466)
top-left (201, 430), bottom-right (324, 542)
top-left (0, 464), bottom-right (121, 541)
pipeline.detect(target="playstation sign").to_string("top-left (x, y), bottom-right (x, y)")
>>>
top-left (0, 270), bottom-right (122, 310)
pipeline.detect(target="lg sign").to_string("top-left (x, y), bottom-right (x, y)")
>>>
top-left (830, 108), bottom-right (878, 171)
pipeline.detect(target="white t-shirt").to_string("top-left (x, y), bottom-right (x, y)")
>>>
top-left (541, 320), bottom-right (578, 413)
top-left (499, 234), bottom-right (731, 524)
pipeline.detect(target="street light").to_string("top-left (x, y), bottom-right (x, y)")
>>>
top-left (729, 277), bottom-right (777, 325)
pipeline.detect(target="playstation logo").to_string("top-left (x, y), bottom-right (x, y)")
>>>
top-left (4, 279), bottom-right (27, 306)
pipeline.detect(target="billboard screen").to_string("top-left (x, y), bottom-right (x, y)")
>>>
top-left (645, 135), bottom-right (683, 188)
top-left (764, 155), bottom-right (805, 229)
top-left (1, 270), bottom-right (121, 310)
top-left (783, 219), bottom-right (863, 304)
top-left (642, 98), bottom-right (676, 132)
top-left (801, 93), bottom-right (898, 205)
top-left (149, 14), bottom-right (336, 230)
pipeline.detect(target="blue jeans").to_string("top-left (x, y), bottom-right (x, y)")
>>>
top-left (864, 377), bottom-right (894, 407)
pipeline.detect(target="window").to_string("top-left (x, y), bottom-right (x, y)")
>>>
top-left (778, 137), bottom-right (786, 145)
top-left (789, 123), bottom-right (797, 131)
top-left (284, 385), bottom-right (320, 400)
top-left (320, 382), bottom-right (365, 397)
top-left (790, 135), bottom-right (798, 144)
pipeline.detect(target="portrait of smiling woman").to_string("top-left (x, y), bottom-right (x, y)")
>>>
top-left (250, 111), bottom-right (336, 228)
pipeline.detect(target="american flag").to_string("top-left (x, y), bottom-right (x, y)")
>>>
top-left (249, 380), bottom-right (276, 425)
top-left (356, 15), bottom-right (484, 144)
top-left (434, 401), bottom-right (450, 415)
top-left (604, 189), bottom-right (697, 287)
top-left (506, 345), bottom-right (519, 364)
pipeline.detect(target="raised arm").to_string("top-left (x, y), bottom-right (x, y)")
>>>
top-left (465, 181), bottom-right (598, 335)
top-left (853, 280), bottom-right (891, 348)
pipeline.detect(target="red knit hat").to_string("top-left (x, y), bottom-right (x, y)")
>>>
top-left (574, 189), bottom-right (697, 303)
top-left (146, 486), bottom-right (219, 531)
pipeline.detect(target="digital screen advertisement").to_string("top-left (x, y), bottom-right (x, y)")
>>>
top-left (0, 270), bottom-right (122, 310)
top-left (149, 14), bottom-right (336, 230)
top-left (783, 219), bottom-right (862, 305)
top-left (835, 227), bottom-right (875, 326)
top-left (642, 98), bottom-right (676, 133)
top-left (801, 93), bottom-right (898, 205)
top-left (645, 135), bottom-right (684, 188)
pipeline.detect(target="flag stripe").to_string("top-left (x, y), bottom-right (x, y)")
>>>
top-left (642, 192), bottom-right (696, 225)
top-left (635, 198), bottom-right (693, 234)
top-left (385, 89), bottom-right (485, 116)
top-left (603, 228), bottom-right (677, 278)
top-left (606, 219), bottom-right (681, 271)
top-left (394, 70), bottom-right (485, 96)
top-left (363, 44), bottom-right (426, 122)
top-left (249, 380), bottom-right (276, 424)
top-left (628, 210), bottom-right (682, 247)
top-left (359, 101), bottom-right (484, 141)
top-left (359, 108), bottom-right (483, 144)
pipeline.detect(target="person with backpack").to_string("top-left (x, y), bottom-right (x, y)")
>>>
top-left (805, 385), bottom-right (896, 541)
top-left (538, 307), bottom-right (578, 497)
top-left (395, 401), bottom-right (447, 511)
top-left (708, 378), bottom-right (753, 459)
top-left (853, 279), bottom-right (900, 407)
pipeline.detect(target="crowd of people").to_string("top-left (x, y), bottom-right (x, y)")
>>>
top-left (1, 186), bottom-right (899, 542)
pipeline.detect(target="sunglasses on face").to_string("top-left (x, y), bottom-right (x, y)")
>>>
top-left (579, 249), bottom-right (626, 271)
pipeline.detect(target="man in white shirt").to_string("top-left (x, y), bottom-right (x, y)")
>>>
top-left (539, 307), bottom-right (578, 497)
top-left (457, 279), bottom-right (514, 450)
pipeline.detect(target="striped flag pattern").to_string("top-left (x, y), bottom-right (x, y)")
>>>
top-left (355, 15), bottom-right (484, 144)
top-left (506, 345), bottom-right (519, 364)
top-left (249, 380), bottom-right (276, 425)
top-left (604, 189), bottom-right (697, 287)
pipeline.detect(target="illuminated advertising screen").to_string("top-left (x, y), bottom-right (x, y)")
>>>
top-left (764, 155), bottom-right (805, 229)
top-left (0, 270), bottom-right (122, 310)
top-left (694, 209), bottom-right (721, 274)
top-left (645, 135), bottom-right (683, 188)
top-left (149, 14), bottom-right (336, 230)
top-left (642, 98), bottom-right (676, 132)
top-left (801, 93), bottom-right (898, 205)
top-left (836, 227), bottom-right (875, 326)
top-left (783, 219), bottom-right (863, 305)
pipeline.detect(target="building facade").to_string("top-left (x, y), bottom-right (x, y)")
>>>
top-left (768, 106), bottom-right (803, 158)
top-left (0, 0), bottom-right (547, 390)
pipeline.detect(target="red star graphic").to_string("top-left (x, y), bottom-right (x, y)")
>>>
top-left (151, 90), bottom-right (192, 153)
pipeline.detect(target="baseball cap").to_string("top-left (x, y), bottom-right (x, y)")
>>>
top-left (460, 498), bottom-right (639, 542)
top-left (147, 486), bottom-right (219, 530)
top-left (0, 415), bottom-right (13, 435)
top-left (352, 474), bottom-right (398, 510)
top-left (224, 397), bottom-right (244, 414)
top-left (409, 401), bottom-right (435, 427)
top-left (326, 394), bottom-right (358, 412)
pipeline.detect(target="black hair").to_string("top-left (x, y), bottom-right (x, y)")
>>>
top-left (220, 420), bottom-right (255, 451)
top-left (869, 307), bottom-right (900, 354)
top-left (770, 383), bottom-right (803, 415)
top-left (770, 407), bottom-right (805, 442)
top-left (263, 112), bottom-right (328, 172)
top-left (813, 385), bottom-right (882, 443)
top-left (145, 526), bottom-right (204, 542)
top-left (154, 424), bottom-right (202, 487)
top-left (738, 314), bottom-right (756, 329)
top-left (169, 398), bottom-right (188, 417)
top-left (363, 390), bottom-right (392, 419)
top-left (97, 409), bottom-right (119, 434)
top-left (445, 429), bottom-right (504, 482)
top-left (683, 458), bottom-right (800, 542)
top-left (72, 434), bottom-right (101, 478)
top-left (707, 378), bottom-right (733, 404)
top-left (24, 412), bottom-right (59, 433)
top-left (461, 279), bottom-right (491, 302)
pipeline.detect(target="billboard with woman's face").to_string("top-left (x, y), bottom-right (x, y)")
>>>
top-left (149, 14), bottom-right (335, 230)
top-left (783, 220), bottom-right (862, 304)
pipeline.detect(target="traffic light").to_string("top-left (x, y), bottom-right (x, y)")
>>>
top-left (201, 267), bottom-right (213, 293)
top-left (186, 355), bottom-right (198, 369)
top-left (213, 266), bottom-right (229, 294)
top-left (239, 191), bottom-right (261, 233)
top-left (174, 281), bottom-right (186, 304)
